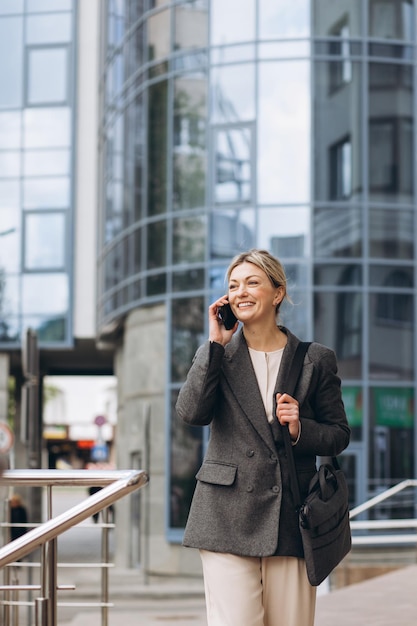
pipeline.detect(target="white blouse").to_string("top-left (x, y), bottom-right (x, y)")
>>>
top-left (248, 347), bottom-right (284, 423)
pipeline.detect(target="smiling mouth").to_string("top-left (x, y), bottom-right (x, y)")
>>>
top-left (238, 302), bottom-right (254, 309)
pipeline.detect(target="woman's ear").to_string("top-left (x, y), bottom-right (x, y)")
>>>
top-left (273, 286), bottom-right (285, 306)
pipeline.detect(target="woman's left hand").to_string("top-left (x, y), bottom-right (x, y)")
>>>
top-left (276, 393), bottom-right (300, 441)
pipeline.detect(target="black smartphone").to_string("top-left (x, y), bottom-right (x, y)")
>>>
top-left (218, 303), bottom-right (238, 330)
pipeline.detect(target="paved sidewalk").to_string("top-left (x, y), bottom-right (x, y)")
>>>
top-left (58, 564), bottom-right (417, 625)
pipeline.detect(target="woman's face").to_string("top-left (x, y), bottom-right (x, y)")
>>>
top-left (228, 262), bottom-right (283, 325)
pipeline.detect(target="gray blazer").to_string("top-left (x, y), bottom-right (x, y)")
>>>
top-left (175, 327), bottom-right (350, 559)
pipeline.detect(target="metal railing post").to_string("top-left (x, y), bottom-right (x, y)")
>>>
top-left (101, 507), bottom-right (109, 626)
top-left (35, 597), bottom-right (48, 626)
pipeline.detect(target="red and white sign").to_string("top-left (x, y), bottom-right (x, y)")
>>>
top-left (0, 423), bottom-right (14, 453)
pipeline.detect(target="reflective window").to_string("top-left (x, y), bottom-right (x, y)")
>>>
top-left (148, 81), bottom-right (167, 215)
top-left (24, 315), bottom-right (66, 342)
top-left (258, 62), bottom-right (310, 204)
top-left (259, 0), bottom-right (310, 38)
top-left (173, 215), bottom-right (206, 264)
top-left (26, 14), bottom-right (72, 44)
top-left (0, 17), bottom-right (23, 108)
top-left (26, 0), bottom-right (72, 11)
top-left (369, 0), bottom-right (414, 41)
top-left (147, 273), bottom-right (166, 296)
top-left (23, 178), bottom-right (70, 209)
top-left (0, 181), bottom-right (19, 208)
top-left (0, 275), bottom-right (19, 318)
top-left (22, 273), bottom-right (68, 314)
top-left (313, 206), bottom-right (362, 257)
top-left (210, 208), bottom-right (255, 259)
top-left (214, 126), bottom-right (252, 205)
top-left (211, 65), bottom-right (255, 123)
top-left (315, 264), bottom-right (362, 286)
top-left (313, 0), bottom-right (362, 37)
top-left (173, 268), bottom-right (205, 292)
top-left (328, 22), bottom-right (352, 92)
top-left (0, 208), bottom-right (20, 272)
top-left (27, 47), bottom-right (68, 104)
top-left (0, 152), bottom-right (20, 177)
top-left (24, 212), bottom-right (66, 269)
top-left (171, 296), bottom-right (204, 382)
top-left (147, 9), bottom-right (170, 61)
top-left (314, 61), bottom-right (362, 202)
top-left (369, 293), bottom-right (413, 379)
top-left (173, 75), bottom-right (207, 210)
top-left (24, 108), bottom-right (71, 148)
top-left (24, 149), bottom-right (70, 176)
top-left (0, 0), bottom-right (23, 14)
top-left (174, 1), bottom-right (208, 50)
top-left (147, 220), bottom-right (167, 269)
top-left (369, 208), bottom-right (413, 259)
top-left (314, 291), bottom-right (362, 380)
top-left (0, 112), bottom-right (21, 148)
top-left (170, 388), bottom-right (203, 530)
top-left (258, 207), bottom-right (310, 258)
top-left (210, 0), bottom-right (254, 45)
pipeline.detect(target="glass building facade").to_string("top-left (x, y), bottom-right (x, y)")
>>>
top-left (0, 0), bottom-right (76, 347)
top-left (99, 0), bottom-right (416, 544)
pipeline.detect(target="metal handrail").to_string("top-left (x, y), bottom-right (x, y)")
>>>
top-left (349, 479), bottom-right (417, 546)
top-left (0, 469), bottom-right (149, 626)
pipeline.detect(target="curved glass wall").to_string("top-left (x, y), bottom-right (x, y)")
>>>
top-left (0, 0), bottom-right (75, 347)
top-left (99, 0), bottom-right (417, 537)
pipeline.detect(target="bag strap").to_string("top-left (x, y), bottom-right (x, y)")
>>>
top-left (281, 341), bottom-right (311, 508)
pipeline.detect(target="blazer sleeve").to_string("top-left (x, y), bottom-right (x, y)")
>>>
top-left (295, 345), bottom-right (350, 457)
top-left (175, 340), bottom-right (225, 426)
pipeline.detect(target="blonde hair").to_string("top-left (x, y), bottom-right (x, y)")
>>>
top-left (226, 249), bottom-right (291, 313)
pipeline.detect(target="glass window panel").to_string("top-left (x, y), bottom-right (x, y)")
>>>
top-left (0, 152), bottom-right (20, 177)
top-left (171, 296), bottom-right (205, 382)
top-left (314, 61), bottom-right (363, 202)
top-left (0, 209), bottom-right (20, 272)
top-left (26, 0), bottom-right (72, 11)
top-left (148, 81), bottom-right (167, 215)
top-left (210, 44), bottom-right (255, 64)
top-left (173, 75), bottom-right (207, 210)
top-left (147, 220), bottom-right (166, 269)
top-left (280, 287), bottom-right (308, 339)
top-left (314, 291), bottom-right (362, 379)
top-left (28, 47), bottom-right (68, 104)
top-left (147, 9), bottom-right (170, 61)
top-left (0, 181), bottom-right (19, 208)
top-left (313, 206), bottom-right (362, 257)
top-left (211, 64), bottom-right (255, 123)
top-left (369, 208), bottom-right (413, 259)
top-left (174, 1), bottom-right (208, 50)
top-left (24, 108), bottom-right (71, 148)
top-left (0, 274), bottom-right (19, 317)
top-left (169, 389), bottom-right (204, 529)
top-left (370, 265), bottom-right (413, 287)
top-left (369, 0), bottom-right (414, 41)
top-left (211, 0), bottom-right (254, 45)
top-left (23, 178), bottom-right (70, 209)
top-left (146, 272), bottom-right (166, 296)
top-left (24, 315), bottom-right (67, 342)
top-left (0, 315), bottom-right (20, 343)
top-left (210, 208), bottom-right (255, 259)
top-left (258, 41), bottom-right (310, 60)
top-left (25, 212), bottom-right (65, 269)
top-left (173, 267), bottom-right (205, 292)
top-left (259, 0), bottom-right (310, 38)
top-left (258, 207), bottom-right (309, 258)
top-left (0, 112), bottom-right (21, 148)
top-left (0, 0), bottom-right (23, 14)
top-left (214, 127), bottom-right (252, 204)
top-left (173, 215), bottom-right (206, 264)
top-left (26, 14), bottom-right (72, 44)
top-left (314, 264), bottom-right (362, 286)
top-left (0, 17), bottom-right (23, 108)
top-left (312, 0), bottom-right (362, 37)
top-left (258, 62), bottom-right (310, 204)
top-left (22, 273), bottom-right (68, 314)
top-left (369, 293), bottom-right (413, 379)
top-left (24, 150), bottom-right (70, 176)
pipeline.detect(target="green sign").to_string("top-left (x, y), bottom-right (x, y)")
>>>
top-left (373, 387), bottom-right (414, 428)
top-left (342, 387), bottom-right (362, 427)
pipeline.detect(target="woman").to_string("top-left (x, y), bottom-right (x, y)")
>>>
top-left (176, 249), bottom-right (350, 626)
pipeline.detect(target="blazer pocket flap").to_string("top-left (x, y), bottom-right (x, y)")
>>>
top-left (196, 462), bottom-right (237, 486)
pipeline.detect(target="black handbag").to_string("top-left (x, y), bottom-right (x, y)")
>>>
top-left (281, 341), bottom-right (352, 587)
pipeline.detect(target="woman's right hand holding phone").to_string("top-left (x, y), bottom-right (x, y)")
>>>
top-left (209, 297), bottom-right (238, 346)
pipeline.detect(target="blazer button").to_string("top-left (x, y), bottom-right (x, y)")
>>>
top-left (270, 454), bottom-right (277, 462)
top-left (272, 485), bottom-right (280, 493)
top-left (247, 485), bottom-right (254, 492)
top-left (246, 449), bottom-right (255, 457)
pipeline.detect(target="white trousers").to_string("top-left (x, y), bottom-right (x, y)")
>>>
top-left (200, 550), bottom-right (316, 626)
